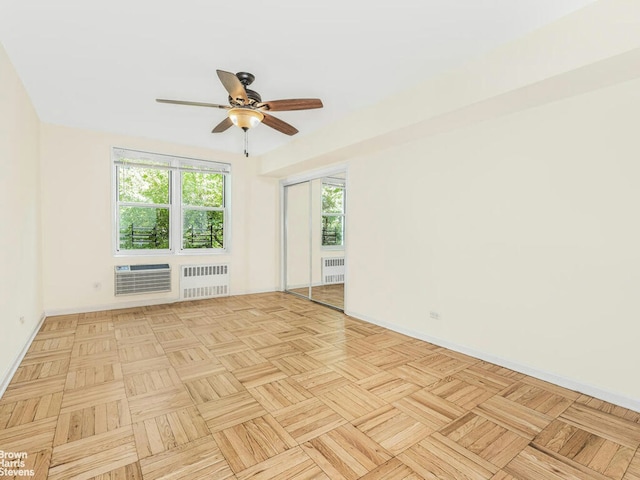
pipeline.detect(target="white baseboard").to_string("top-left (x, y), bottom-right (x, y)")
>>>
top-left (232, 287), bottom-right (283, 296)
top-left (44, 287), bottom-right (281, 317)
top-left (345, 309), bottom-right (640, 414)
top-left (283, 283), bottom-right (325, 291)
top-left (0, 312), bottom-right (46, 398)
top-left (45, 295), bottom-right (183, 317)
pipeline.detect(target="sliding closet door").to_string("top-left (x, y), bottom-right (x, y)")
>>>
top-left (283, 171), bottom-right (346, 310)
top-left (310, 176), bottom-right (345, 310)
top-left (284, 181), bottom-right (311, 298)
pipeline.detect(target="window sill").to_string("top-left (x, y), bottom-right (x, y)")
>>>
top-left (114, 249), bottom-right (228, 257)
top-left (321, 246), bottom-right (345, 252)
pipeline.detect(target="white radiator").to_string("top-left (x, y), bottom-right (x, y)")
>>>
top-left (180, 264), bottom-right (229, 300)
top-left (114, 264), bottom-right (171, 296)
top-left (322, 257), bottom-right (345, 284)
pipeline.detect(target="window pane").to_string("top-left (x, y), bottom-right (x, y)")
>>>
top-left (119, 206), bottom-right (169, 249)
top-left (322, 215), bottom-right (344, 246)
top-left (118, 166), bottom-right (169, 204)
top-left (322, 185), bottom-right (344, 214)
top-left (183, 209), bottom-right (224, 249)
top-left (182, 172), bottom-right (223, 208)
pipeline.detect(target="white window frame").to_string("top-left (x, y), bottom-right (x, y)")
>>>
top-left (321, 178), bottom-right (346, 250)
top-left (112, 147), bottom-right (231, 256)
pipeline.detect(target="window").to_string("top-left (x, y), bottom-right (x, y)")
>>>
top-left (181, 170), bottom-right (225, 249)
top-left (113, 148), bottom-right (230, 254)
top-left (321, 180), bottom-right (345, 247)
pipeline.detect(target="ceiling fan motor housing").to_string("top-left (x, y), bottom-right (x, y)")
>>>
top-left (235, 72), bottom-right (255, 86)
top-left (228, 89), bottom-right (262, 106)
top-left (231, 72), bottom-right (262, 105)
top-left (246, 89), bottom-right (262, 104)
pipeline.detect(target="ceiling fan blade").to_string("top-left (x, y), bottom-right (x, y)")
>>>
top-left (261, 113), bottom-right (299, 136)
top-left (216, 70), bottom-right (249, 104)
top-left (258, 98), bottom-right (323, 112)
top-left (156, 98), bottom-right (229, 109)
top-left (212, 117), bottom-right (233, 133)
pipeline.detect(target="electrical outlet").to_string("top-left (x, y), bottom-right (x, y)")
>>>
top-left (429, 311), bottom-right (441, 320)
top-left (19, 316), bottom-right (25, 324)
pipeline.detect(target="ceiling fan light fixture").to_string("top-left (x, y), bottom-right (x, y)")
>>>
top-left (228, 108), bottom-right (264, 130)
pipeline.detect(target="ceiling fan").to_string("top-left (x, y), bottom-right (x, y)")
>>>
top-left (156, 70), bottom-right (323, 156)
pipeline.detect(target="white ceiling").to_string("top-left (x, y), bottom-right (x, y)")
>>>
top-left (0, 0), bottom-right (595, 156)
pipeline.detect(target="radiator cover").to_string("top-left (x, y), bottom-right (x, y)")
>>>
top-left (180, 264), bottom-right (229, 300)
top-left (114, 264), bottom-right (171, 296)
top-left (322, 257), bottom-right (345, 284)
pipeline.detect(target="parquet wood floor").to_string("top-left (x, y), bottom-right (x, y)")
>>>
top-left (1, 292), bottom-right (639, 479)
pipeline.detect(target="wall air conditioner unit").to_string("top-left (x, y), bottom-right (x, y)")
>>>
top-left (114, 264), bottom-right (171, 296)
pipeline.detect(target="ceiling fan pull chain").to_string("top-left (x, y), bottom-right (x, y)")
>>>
top-left (244, 129), bottom-right (249, 157)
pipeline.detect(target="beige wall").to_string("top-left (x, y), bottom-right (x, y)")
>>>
top-left (0, 42), bottom-right (42, 386)
top-left (267, 1), bottom-right (640, 409)
top-left (346, 76), bottom-right (640, 406)
top-left (39, 124), bottom-right (279, 313)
